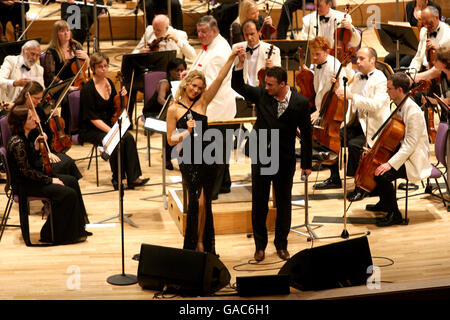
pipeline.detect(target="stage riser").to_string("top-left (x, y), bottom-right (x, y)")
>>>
top-left (168, 191), bottom-right (277, 235)
top-left (7, 1), bottom-right (446, 43)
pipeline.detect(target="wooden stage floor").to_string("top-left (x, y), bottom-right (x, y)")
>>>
top-left (1, 0), bottom-right (450, 306)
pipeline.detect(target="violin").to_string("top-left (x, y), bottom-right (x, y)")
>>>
top-left (148, 35), bottom-right (169, 52)
top-left (354, 80), bottom-right (431, 192)
top-left (70, 40), bottom-right (88, 88)
top-left (296, 47), bottom-right (315, 108)
top-left (260, 3), bottom-right (277, 41)
top-left (27, 93), bottom-right (52, 176)
top-left (257, 44), bottom-right (274, 87)
top-left (48, 110), bottom-right (72, 153)
top-left (112, 72), bottom-right (129, 124)
top-left (331, 4), bottom-right (353, 62)
top-left (313, 48), bottom-right (355, 155)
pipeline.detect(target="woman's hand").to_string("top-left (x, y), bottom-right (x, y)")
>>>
top-left (120, 87), bottom-right (127, 96)
top-left (186, 119), bottom-right (196, 133)
top-left (49, 152), bottom-right (61, 164)
top-left (52, 177), bottom-right (64, 186)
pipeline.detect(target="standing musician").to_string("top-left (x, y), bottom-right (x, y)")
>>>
top-left (13, 81), bottom-right (82, 180)
top-left (299, 0), bottom-right (360, 52)
top-left (409, 6), bottom-right (450, 73)
top-left (132, 14), bottom-right (196, 62)
top-left (276, 0), bottom-right (315, 40)
top-left (232, 58), bottom-right (312, 262)
top-left (0, 0), bottom-right (29, 41)
top-left (314, 47), bottom-right (390, 203)
top-left (79, 52), bottom-right (149, 190)
top-left (231, 18), bottom-right (281, 87)
top-left (6, 104), bottom-right (91, 245)
top-left (0, 40), bottom-right (44, 103)
top-left (60, 0), bottom-right (105, 46)
top-left (190, 15), bottom-right (236, 201)
top-left (365, 72), bottom-right (432, 227)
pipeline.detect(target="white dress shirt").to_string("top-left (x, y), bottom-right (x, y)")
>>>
top-left (313, 54), bottom-right (342, 110)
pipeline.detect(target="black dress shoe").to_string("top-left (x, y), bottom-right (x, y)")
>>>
top-left (313, 177), bottom-right (342, 190)
top-left (111, 179), bottom-right (118, 191)
top-left (376, 211), bottom-right (403, 227)
top-left (84, 230), bottom-right (93, 236)
top-left (366, 203), bottom-right (388, 212)
top-left (128, 177), bottom-right (150, 189)
top-left (347, 188), bottom-right (368, 201)
top-left (166, 161), bottom-right (174, 170)
top-left (277, 249), bottom-right (290, 261)
top-left (254, 250), bottom-right (265, 262)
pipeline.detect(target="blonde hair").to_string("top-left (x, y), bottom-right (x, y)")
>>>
top-left (48, 20), bottom-right (81, 62)
top-left (238, 0), bottom-right (257, 25)
top-left (174, 70), bottom-right (206, 104)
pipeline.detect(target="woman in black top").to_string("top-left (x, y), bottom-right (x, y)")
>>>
top-left (79, 52), bottom-right (148, 190)
top-left (13, 81), bottom-right (82, 180)
top-left (6, 105), bottom-right (90, 246)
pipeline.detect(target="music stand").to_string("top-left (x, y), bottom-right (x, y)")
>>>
top-left (121, 51), bottom-right (176, 126)
top-left (0, 38), bottom-right (41, 65)
top-left (265, 40), bottom-right (308, 86)
top-left (375, 23), bottom-right (420, 69)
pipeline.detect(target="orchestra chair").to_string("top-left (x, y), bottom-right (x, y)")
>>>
top-left (139, 71), bottom-right (167, 167)
top-left (68, 89), bottom-right (100, 187)
top-left (396, 122), bottom-right (449, 224)
top-left (0, 146), bottom-right (54, 246)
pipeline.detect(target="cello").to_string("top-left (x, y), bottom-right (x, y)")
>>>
top-left (296, 46), bottom-right (315, 108)
top-left (27, 93), bottom-right (52, 176)
top-left (313, 48), bottom-right (355, 155)
top-left (354, 80), bottom-right (430, 192)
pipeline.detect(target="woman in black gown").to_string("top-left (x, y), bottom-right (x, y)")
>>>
top-left (6, 105), bottom-right (90, 246)
top-left (79, 52), bottom-right (148, 190)
top-left (166, 48), bottom-right (239, 254)
top-left (13, 81), bottom-right (82, 180)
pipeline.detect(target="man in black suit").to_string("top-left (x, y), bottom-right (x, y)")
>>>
top-left (231, 49), bottom-right (312, 262)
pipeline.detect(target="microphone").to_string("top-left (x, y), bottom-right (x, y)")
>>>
top-left (186, 112), bottom-right (198, 137)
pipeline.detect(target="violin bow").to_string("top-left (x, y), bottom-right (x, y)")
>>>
top-left (46, 60), bottom-right (86, 122)
top-left (27, 92), bottom-right (52, 154)
top-left (17, 0), bottom-right (52, 41)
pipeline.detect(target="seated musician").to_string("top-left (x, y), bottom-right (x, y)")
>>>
top-left (132, 14), bottom-right (196, 62)
top-left (409, 6), bottom-right (450, 73)
top-left (231, 19), bottom-right (281, 87)
top-left (79, 52), bottom-right (149, 190)
top-left (230, 0), bottom-right (273, 45)
top-left (14, 81), bottom-right (82, 180)
top-left (0, 0), bottom-right (29, 42)
top-left (366, 72), bottom-right (432, 227)
top-left (384, 0), bottom-right (442, 70)
top-left (314, 47), bottom-right (391, 203)
top-left (6, 104), bottom-right (91, 245)
top-left (0, 40), bottom-right (44, 103)
top-left (300, 0), bottom-right (360, 50)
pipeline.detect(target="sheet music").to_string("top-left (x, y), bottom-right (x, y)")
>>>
top-left (100, 109), bottom-right (131, 156)
top-left (170, 80), bottom-right (181, 97)
top-left (144, 117), bottom-right (167, 133)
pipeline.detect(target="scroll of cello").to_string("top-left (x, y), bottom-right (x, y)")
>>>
top-left (313, 48), bottom-right (355, 155)
top-left (354, 81), bottom-right (430, 193)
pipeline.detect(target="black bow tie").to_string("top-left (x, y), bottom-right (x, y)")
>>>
top-left (319, 15), bottom-right (330, 23)
top-left (429, 31), bottom-right (438, 38)
top-left (21, 64), bottom-right (30, 71)
top-left (316, 60), bottom-right (327, 70)
top-left (360, 74), bottom-right (369, 80)
top-left (246, 45), bottom-right (259, 55)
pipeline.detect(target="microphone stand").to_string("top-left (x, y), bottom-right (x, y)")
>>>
top-left (93, 0), bottom-right (99, 53)
top-left (107, 117), bottom-right (138, 286)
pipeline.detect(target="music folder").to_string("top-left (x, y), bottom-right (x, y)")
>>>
top-left (99, 109), bottom-right (131, 158)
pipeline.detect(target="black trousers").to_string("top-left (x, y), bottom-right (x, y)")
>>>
top-left (81, 129), bottom-right (142, 184)
top-left (251, 163), bottom-right (295, 251)
top-left (373, 165), bottom-right (407, 213)
top-left (384, 53), bottom-right (414, 71)
top-left (277, 0), bottom-right (314, 40)
top-left (329, 122), bottom-right (365, 179)
top-left (209, 125), bottom-right (233, 199)
top-left (142, 0), bottom-right (183, 30)
top-left (0, 2), bottom-right (28, 36)
top-left (61, 3), bottom-right (102, 45)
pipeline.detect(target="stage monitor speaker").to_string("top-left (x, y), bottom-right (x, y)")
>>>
top-left (236, 274), bottom-right (290, 297)
top-left (278, 236), bottom-right (373, 291)
top-left (137, 244), bottom-right (231, 296)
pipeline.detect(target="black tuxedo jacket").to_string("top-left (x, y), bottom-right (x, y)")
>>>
top-left (231, 68), bottom-right (312, 174)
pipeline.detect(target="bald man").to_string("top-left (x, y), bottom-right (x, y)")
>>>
top-left (133, 14), bottom-right (196, 62)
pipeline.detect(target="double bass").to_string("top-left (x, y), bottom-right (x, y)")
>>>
top-left (354, 81), bottom-right (430, 193)
top-left (296, 47), bottom-right (315, 108)
top-left (313, 48), bottom-right (355, 155)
